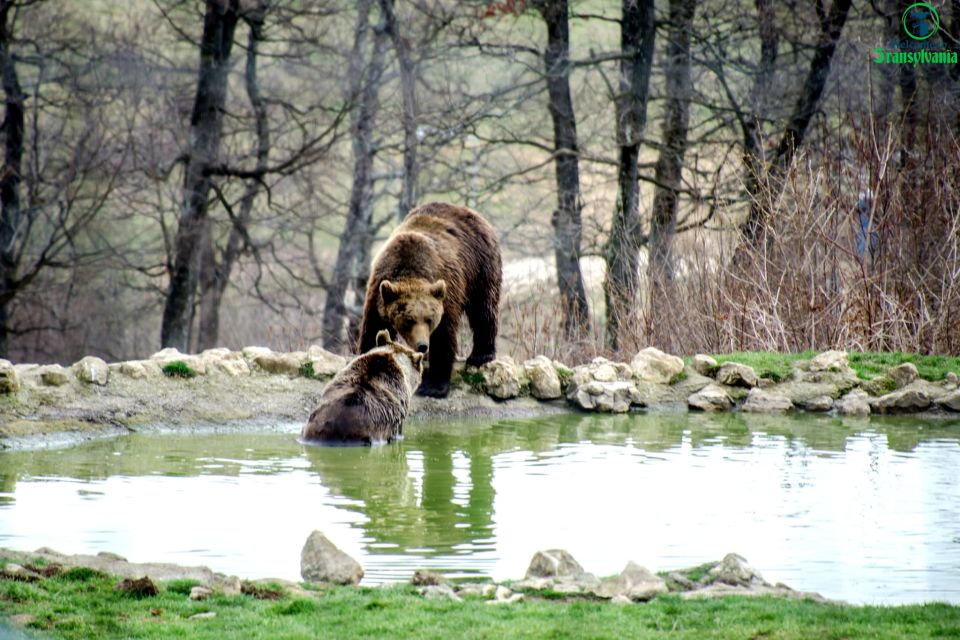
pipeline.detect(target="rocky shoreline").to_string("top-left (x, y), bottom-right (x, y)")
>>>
top-left (1, 346), bottom-right (958, 450)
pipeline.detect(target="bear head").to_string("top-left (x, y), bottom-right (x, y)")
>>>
top-left (374, 328), bottom-right (425, 383)
top-left (377, 279), bottom-right (445, 354)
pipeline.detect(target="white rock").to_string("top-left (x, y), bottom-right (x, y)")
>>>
top-left (189, 586), bottom-right (213, 601)
top-left (479, 357), bottom-right (524, 399)
top-left (714, 362), bottom-right (759, 388)
top-left (38, 364), bottom-right (70, 386)
top-left (523, 356), bottom-right (562, 399)
top-left (300, 531), bottom-right (363, 585)
top-left (72, 356), bottom-right (109, 386)
top-left (0, 359), bottom-right (22, 394)
top-left (742, 388), bottom-right (793, 413)
top-left (692, 354), bottom-right (718, 376)
top-left (836, 389), bottom-right (871, 416)
top-left (887, 363), bottom-right (919, 388)
top-left (630, 347), bottom-right (684, 384)
top-left (809, 350), bottom-right (849, 372)
top-left (687, 384), bottom-right (732, 411)
top-left (526, 549), bottom-right (584, 579)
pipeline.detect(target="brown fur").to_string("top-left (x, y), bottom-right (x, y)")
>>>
top-left (301, 330), bottom-right (423, 444)
top-left (357, 202), bottom-right (502, 398)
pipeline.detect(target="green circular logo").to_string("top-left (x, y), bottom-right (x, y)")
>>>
top-left (902, 2), bottom-right (940, 41)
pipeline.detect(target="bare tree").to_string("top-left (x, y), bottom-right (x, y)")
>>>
top-left (160, 0), bottom-right (241, 351)
top-left (532, 0), bottom-right (590, 340)
top-left (604, 0), bottom-right (655, 351)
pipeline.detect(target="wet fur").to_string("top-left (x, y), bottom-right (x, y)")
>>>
top-left (357, 203), bottom-right (502, 398)
top-left (301, 331), bottom-right (423, 444)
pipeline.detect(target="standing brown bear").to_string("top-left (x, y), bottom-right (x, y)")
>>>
top-left (358, 202), bottom-right (502, 398)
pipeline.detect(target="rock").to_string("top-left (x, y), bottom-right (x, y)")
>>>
top-left (708, 553), bottom-right (765, 587)
top-left (938, 389), bottom-right (960, 412)
top-left (72, 356), bottom-right (109, 386)
top-left (566, 360), bottom-right (641, 413)
top-left (525, 549), bottom-right (584, 579)
top-left (692, 354), bottom-right (718, 376)
top-left (38, 364), bottom-right (70, 386)
top-left (714, 362), bottom-right (759, 388)
top-left (304, 346), bottom-right (347, 377)
top-left (0, 359), bottom-right (21, 394)
top-left (494, 585), bottom-right (512, 601)
top-left (456, 583), bottom-right (496, 598)
top-left (189, 586), bottom-right (213, 601)
top-left (862, 375), bottom-right (896, 396)
top-left (630, 347), bottom-right (685, 384)
top-left (411, 570), bottom-right (446, 586)
top-left (117, 361), bottom-right (149, 379)
top-left (115, 576), bottom-right (159, 597)
top-left (809, 350), bottom-right (849, 372)
top-left (150, 347), bottom-right (183, 360)
top-left (592, 363), bottom-right (618, 382)
top-left (251, 352), bottom-right (301, 376)
top-left (687, 384), bottom-right (732, 411)
top-left (300, 531), bottom-right (363, 585)
top-left (523, 356), bottom-right (562, 399)
top-left (610, 594), bottom-right (632, 605)
top-left (742, 388), bottom-right (793, 413)
top-left (870, 388), bottom-right (932, 414)
top-left (595, 562), bottom-right (668, 601)
top-left (887, 363), bottom-right (919, 388)
top-left (189, 612), bottom-right (217, 620)
top-left (419, 584), bottom-right (461, 601)
top-left (478, 357), bottom-right (524, 400)
top-left (489, 586), bottom-right (523, 604)
top-left (200, 348), bottom-right (231, 359)
top-left (219, 575), bottom-right (242, 597)
top-left (802, 395), bottom-right (834, 412)
top-left (836, 389), bottom-right (871, 416)
top-left (946, 372), bottom-right (959, 386)
top-left (241, 346), bottom-right (273, 359)
top-left (216, 358), bottom-right (250, 377)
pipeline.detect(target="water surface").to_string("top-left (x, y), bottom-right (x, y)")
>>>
top-left (1, 412), bottom-right (958, 605)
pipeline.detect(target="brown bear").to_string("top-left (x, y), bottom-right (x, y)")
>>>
top-left (357, 202), bottom-right (502, 398)
top-left (301, 330), bottom-right (423, 445)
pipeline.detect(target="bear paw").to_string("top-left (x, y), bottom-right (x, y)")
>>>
top-left (416, 381), bottom-right (450, 398)
top-left (466, 352), bottom-right (496, 367)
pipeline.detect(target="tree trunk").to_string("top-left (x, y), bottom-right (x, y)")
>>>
top-left (535, 0), bottom-right (590, 340)
top-left (741, 0), bottom-right (852, 245)
top-left (160, 0), bottom-right (240, 351)
top-left (0, 1), bottom-right (24, 358)
top-left (197, 5), bottom-right (269, 351)
top-left (379, 0), bottom-right (419, 220)
top-left (648, 0), bottom-right (696, 337)
top-left (603, 0), bottom-right (655, 351)
top-left (321, 0), bottom-right (389, 353)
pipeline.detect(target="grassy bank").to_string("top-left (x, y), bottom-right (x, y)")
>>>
top-left (2, 568), bottom-right (959, 639)
top-left (706, 351), bottom-right (960, 383)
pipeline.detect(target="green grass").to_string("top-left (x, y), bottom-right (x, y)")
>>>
top-left (298, 361), bottom-right (318, 379)
top-left (161, 360), bottom-right (197, 379)
top-left (1, 571), bottom-right (958, 639)
top-left (706, 351), bottom-right (960, 382)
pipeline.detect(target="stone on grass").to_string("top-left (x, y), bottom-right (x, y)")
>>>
top-left (742, 388), bottom-right (793, 413)
top-left (809, 350), bottom-right (849, 372)
top-left (117, 361), bottom-right (149, 379)
top-left (189, 612), bottom-right (217, 620)
top-left (189, 586), bottom-right (213, 601)
top-left (216, 358), bottom-right (250, 377)
top-left (714, 362), bottom-right (759, 388)
top-left (411, 570), bottom-right (446, 587)
top-left (687, 384), bottom-right (732, 412)
top-left (630, 347), bottom-right (684, 384)
top-left (300, 531), bottom-right (363, 585)
top-left (708, 553), bottom-right (765, 587)
top-left (72, 356), bottom-right (109, 386)
top-left (38, 364), bottom-right (70, 387)
top-left (479, 357), bottom-right (524, 400)
top-left (251, 351), bottom-right (301, 376)
top-left (305, 346), bottom-right (347, 377)
top-left (595, 562), bottom-right (667, 601)
top-left (887, 363), bottom-right (919, 388)
top-left (835, 389), bottom-right (871, 416)
top-left (420, 584), bottom-right (461, 601)
top-left (937, 389), bottom-right (960, 412)
top-left (946, 372), bottom-right (959, 386)
top-left (526, 549), bottom-right (584, 579)
top-left (692, 354), bottom-right (718, 376)
top-left (456, 583), bottom-right (496, 599)
top-left (523, 356), bottom-right (562, 399)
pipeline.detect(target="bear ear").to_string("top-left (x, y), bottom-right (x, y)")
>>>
top-left (380, 280), bottom-right (399, 304)
top-left (375, 330), bottom-right (392, 347)
top-left (429, 280), bottom-right (446, 300)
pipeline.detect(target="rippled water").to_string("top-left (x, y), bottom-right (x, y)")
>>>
top-left (1, 412), bottom-right (959, 605)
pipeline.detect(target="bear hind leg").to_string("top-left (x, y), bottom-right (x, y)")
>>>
top-left (465, 273), bottom-right (500, 367)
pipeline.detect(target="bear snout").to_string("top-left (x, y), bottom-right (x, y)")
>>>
top-left (416, 343), bottom-right (429, 353)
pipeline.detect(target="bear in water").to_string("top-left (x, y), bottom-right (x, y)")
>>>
top-left (301, 330), bottom-right (423, 445)
top-left (357, 202), bottom-right (502, 398)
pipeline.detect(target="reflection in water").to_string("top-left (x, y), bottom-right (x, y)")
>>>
top-left (0, 412), bottom-right (958, 604)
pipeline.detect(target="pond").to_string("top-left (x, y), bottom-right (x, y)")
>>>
top-left (1, 412), bottom-right (959, 605)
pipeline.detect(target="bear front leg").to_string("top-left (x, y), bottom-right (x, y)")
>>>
top-left (357, 294), bottom-right (389, 354)
top-left (417, 321), bottom-right (457, 398)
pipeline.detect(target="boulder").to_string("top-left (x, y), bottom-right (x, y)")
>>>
top-left (707, 553), bottom-right (765, 587)
top-left (72, 356), bottom-right (109, 386)
top-left (802, 395), bottom-right (834, 412)
top-left (566, 359), bottom-right (642, 412)
top-left (251, 351), bottom-right (301, 376)
top-left (937, 389), bottom-right (960, 412)
top-left (523, 356), bottom-right (562, 400)
top-left (595, 561), bottom-right (668, 601)
top-left (835, 389), bottom-right (871, 416)
top-left (714, 362), bottom-right (759, 388)
top-left (742, 388), bottom-right (793, 413)
top-left (479, 357), bottom-right (524, 400)
top-left (304, 346), bottom-right (347, 377)
top-left (630, 347), bottom-right (684, 384)
top-left (687, 384), bottom-right (732, 411)
top-left (809, 350), bottom-right (849, 372)
top-left (116, 361), bottom-right (149, 379)
top-left (419, 585), bottom-right (462, 601)
top-left (870, 388), bottom-right (932, 414)
top-left (946, 372), bottom-right (959, 387)
top-left (38, 364), bottom-right (70, 387)
top-left (692, 354), bottom-right (718, 376)
top-left (887, 363), bottom-right (919, 388)
top-left (862, 375), bottom-right (896, 396)
top-left (216, 358), bottom-right (250, 377)
top-left (300, 531), bottom-right (363, 585)
top-left (0, 359), bottom-right (21, 394)
top-left (525, 549), bottom-right (584, 579)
